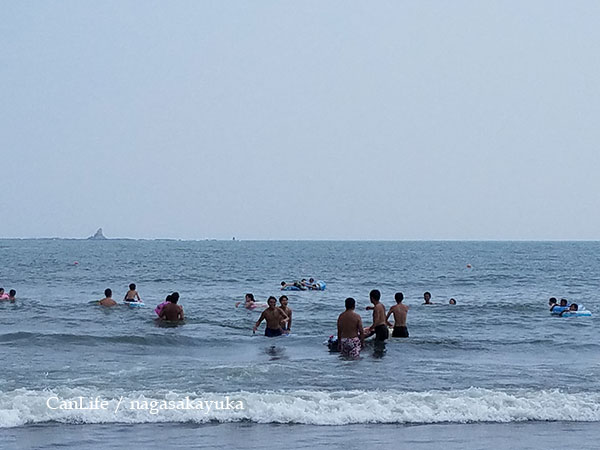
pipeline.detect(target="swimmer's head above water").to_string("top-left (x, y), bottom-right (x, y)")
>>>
top-left (369, 289), bottom-right (381, 304)
top-left (279, 295), bottom-right (288, 307)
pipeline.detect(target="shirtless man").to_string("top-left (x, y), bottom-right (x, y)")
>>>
top-left (253, 296), bottom-right (289, 337)
top-left (366, 289), bottom-right (388, 342)
top-left (99, 288), bottom-right (117, 307)
top-left (160, 293), bottom-right (184, 321)
top-left (278, 295), bottom-right (292, 333)
top-left (386, 292), bottom-right (409, 338)
top-left (337, 297), bottom-right (364, 358)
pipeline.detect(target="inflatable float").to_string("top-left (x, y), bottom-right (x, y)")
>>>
top-left (281, 285), bottom-right (305, 291)
top-left (551, 305), bottom-right (591, 317)
top-left (309, 281), bottom-right (326, 291)
top-left (125, 301), bottom-right (145, 308)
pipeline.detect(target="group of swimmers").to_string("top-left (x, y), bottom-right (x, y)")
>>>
top-left (548, 297), bottom-right (580, 316)
top-left (235, 293), bottom-right (293, 336)
top-left (97, 283), bottom-right (185, 321)
top-left (280, 278), bottom-right (321, 290)
top-left (335, 290), bottom-right (409, 358)
top-left (239, 290), bottom-right (459, 346)
top-left (0, 288), bottom-right (17, 302)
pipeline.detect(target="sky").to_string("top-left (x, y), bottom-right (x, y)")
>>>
top-left (1, 1), bottom-right (599, 240)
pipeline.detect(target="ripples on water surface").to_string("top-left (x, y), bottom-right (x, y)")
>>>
top-left (1, 240), bottom-right (599, 427)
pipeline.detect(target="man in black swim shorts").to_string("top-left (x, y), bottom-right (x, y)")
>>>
top-left (387, 292), bottom-right (409, 338)
top-left (367, 289), bottom-right (388, 342)
top-left (253, 296), bottom-right (289, 337)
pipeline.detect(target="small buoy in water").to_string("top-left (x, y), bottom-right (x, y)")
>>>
top-left (466, 264), bottom-right (472, 269)
top-left (74, 261), bottom-right (79, 265)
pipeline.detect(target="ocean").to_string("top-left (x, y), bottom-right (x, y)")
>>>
top-left (1, 240), bottom-right (599, 449)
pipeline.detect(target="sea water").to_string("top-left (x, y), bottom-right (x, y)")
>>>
top-left (1, 240), bottom-right (599, 449)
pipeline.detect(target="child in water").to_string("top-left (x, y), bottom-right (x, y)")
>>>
top-left (124, 283), bottom-right (142, 303)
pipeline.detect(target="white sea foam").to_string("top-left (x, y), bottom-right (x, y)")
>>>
top-left (1, 387), bottom-right (600, 428)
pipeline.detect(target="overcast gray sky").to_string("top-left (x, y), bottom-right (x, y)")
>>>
top-left (1, 1), bottom-right (599, 240)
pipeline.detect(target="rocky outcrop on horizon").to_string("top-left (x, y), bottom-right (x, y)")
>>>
top-left (87, 228), bottom-right (107, 240)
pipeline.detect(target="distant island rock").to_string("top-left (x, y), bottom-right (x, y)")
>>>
top-left (87, 228), bottom-right (107, 240)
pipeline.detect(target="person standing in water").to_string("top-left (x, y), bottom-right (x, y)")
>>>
top-left (160, 292), bottom-right (184, 321)
top-left (366, 289), bottom-right (388, 342)
top-left (278, 295), bottom-right (292, 333)
top-left (253, 296), bottom-right (288, 337)
top-left (386, 292), bottom-right (409, 338)
top-left (337, 297), bottom-right (364, 358)
top-left (99, 288), bottom-right (117, 307)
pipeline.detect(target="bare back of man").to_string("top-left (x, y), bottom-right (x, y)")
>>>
top-left (337, 298), bottom-right (364, 358)
top-left (337, 310), bottom-right (363, 339)
top-left (99, 297), bottom-right (117, 307)
top-left (388, 303), bottom-right (409, 338)
top-left (388, 304), bottom-right (408, 327)
top-left (160, 302), bottom-right (184, 321)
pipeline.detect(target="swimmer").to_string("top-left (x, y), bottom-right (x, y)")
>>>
top-left (423, 292), bottom-right (434, 305)
top-left (449, 298), bottom-right (457, 305)
top-left (124, 283), bottom-right (142, 302)
top-left (386, 292), bottom-right (409, 338)
top-left (235, 293), bottom-right (267, 310)
top-left (560, 303), bottom-right (579, 316)
top-left (278, 295), bottom-right (292, 333)
top-left (550, 298), bottom-right (570, 315)
top-left (337, 297), bottom-right (364, 358)
top-left (366, 289), bottom-right (388, 342)
top-left (253, 296), bottom-right (288, 337)
top-left (8, 289), bottom-right (16, 302)
top-left (160, 292), bottom-right (184, 321)
top-left (0, 288), bottom-right (8, 300)
top-left (280, 281), bottom-right (306, 290)
top-left (99, 288), bottom-right (117, 307)
top-left (548, 297), bottom-right (558, 311)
